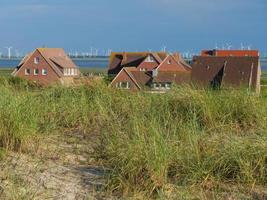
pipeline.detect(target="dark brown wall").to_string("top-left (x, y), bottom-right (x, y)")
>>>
top-left (110, 70), bottom-right (139, 91)
top-left (191, 56), bottom-right (261, 92)
top-left (173, 72), bottom-right (192, 85)
top-left (16, 50), bottom-right (60, 85)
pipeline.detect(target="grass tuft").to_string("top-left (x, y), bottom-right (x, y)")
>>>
top-left (0, 76), bottom-right (266, 198)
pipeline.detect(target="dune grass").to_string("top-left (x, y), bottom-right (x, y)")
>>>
top-left (92, 86), bottom-right (267, 197)
top-left (0, 76), bottom-right (267, 198)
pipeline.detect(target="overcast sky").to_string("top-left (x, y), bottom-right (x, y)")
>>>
top-left (0, 0), bottom-right (266, 55)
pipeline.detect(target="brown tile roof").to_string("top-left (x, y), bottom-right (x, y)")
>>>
top-left (127, 71), bottom-right (151, 88)
top-left (172, 53), bottom-right (192, 70)
top-left (191, 56), bottom-right (260, 89)
top-left (37, 48), bottom-right (78, 77)
top-left (201, 49), bottom-right (260, 57)
top-left (152, 71), bottom-right (191, 84)
top-left (108, 52), bottom-right (168, 74)
top-left (116, 67), bottom-right (191, 89)
top-left (12, 52), bottom-right (33, 75)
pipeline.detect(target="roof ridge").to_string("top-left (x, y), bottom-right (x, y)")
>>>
top-left (37, 49), bottom-right (63, 77)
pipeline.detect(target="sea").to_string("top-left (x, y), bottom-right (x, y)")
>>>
top-left (0, 58), bottom-right (109, 69)
top-left (0, 58), bottom-right (266, 70)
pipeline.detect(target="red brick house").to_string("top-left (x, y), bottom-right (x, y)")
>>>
top-left (192, 50), bottom-right (261, 93)
top-left (108, 52), bottom-right (168, 76)
top-left (201, 49), bottom-right (259, 57)
top-left (12, 48), bottom-right (80, 85)
top-left (110, 52), bottom-right (192, 91)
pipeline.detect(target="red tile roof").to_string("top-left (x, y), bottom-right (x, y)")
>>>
top-left (191, 56), bottom-right (261, 92)
top-left (201, 49), bottom-right (259, 57)
top-left (108, 52), bottom-right (168, 75)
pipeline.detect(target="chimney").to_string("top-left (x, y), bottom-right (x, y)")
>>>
top-left (173, 52), bottom-right (181, 61)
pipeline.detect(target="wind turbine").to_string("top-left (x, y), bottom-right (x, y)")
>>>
top-left (161, 45), bottom-right (167, 52)
top-left (95, 48), bottom-right (98, 57)
top-left (226, 43), bottom-right (232, 50)
top-left (241, 43), bottom-right (245, 50)
top-left (90, 47), bottom-right (93, 57)
top-left (5, 46), bottom-right (13, 59)
top-left (15, 49), bottom-right (20, 58)
top-left (107, 49), bottom-right (112, 56)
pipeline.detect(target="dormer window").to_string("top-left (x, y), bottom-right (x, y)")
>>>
top-left (140, 68), bottom-right (147, 72)
top-left (145, 55), bottom-right (155, 63)
top-left (34, 57), bottom-right (40, 64)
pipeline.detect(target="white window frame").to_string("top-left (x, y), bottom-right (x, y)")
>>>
top-left (167, 60), bottom-right (171, 65)
top-left (119, 82), bottom-right (130, 89)
top-left (145, 55), bottom-right (155, 63)
top-left (34, 57), bottom-right (40, 64)
top-left (165, 83), bottom-right (171, 89)
top-left (42, 69), bottom-right (47, 76)
top-left (25, 68), bottom-right (30, 75)
top-left (34, 69), bottom-right (39, 75)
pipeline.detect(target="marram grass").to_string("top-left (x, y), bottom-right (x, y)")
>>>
top-left (0, 77), bottom-right (267, 198)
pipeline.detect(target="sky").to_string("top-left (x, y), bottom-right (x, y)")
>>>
top-left (0, 0), bottom-right (266, 56)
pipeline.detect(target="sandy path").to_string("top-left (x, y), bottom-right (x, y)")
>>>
top-left (0, 132), bottom-right (107, 200)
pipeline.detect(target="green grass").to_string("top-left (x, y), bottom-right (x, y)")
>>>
top-left (0, 68), bottom-right (13, 77)
top-left (0, 76), bottom-right (266, 198)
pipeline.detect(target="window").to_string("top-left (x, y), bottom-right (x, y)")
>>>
top-left (167, 60), bottom-right (172, 65)
top-left (153, 83), bottom-right (161, 89)
top-left (117, 82), bottom-right (130, 89)
top-left (34, 57), bottom-right (40, 64)
top-left (25, 68), bottom-right (30, 75)
top-left (165, 83), bottom-right (171, 89)
top-left (140, 68), bottom-right (147, 72)
top-left (42, 69), bottom-right (47, 75)
top-left (71, 68), bottom-right (75, 75)
top-left (34, 69), bottom-right (39, 75)
top-left (145, 55), bottom-right (155, 63)
top-left (64, 68), bottom-right (70, 76)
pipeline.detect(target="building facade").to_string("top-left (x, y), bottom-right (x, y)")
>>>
top-left (12, 48), bottom-right (80, 85)
top-left (109, 52), bottom-right (192, 91)
top-left (192, 50), bottom-right (261, 93)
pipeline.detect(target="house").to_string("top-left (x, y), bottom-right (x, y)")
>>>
top-left (201, 49), bottom-right (260, 57)
top-left (12, 48), bottom-right (80, 85)
top-left (110, 52), bottom-right (192, 91)
top-left (108, 52), bottom-right (168, 76)
top-left (191, 50), bottom-right (261, 93)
